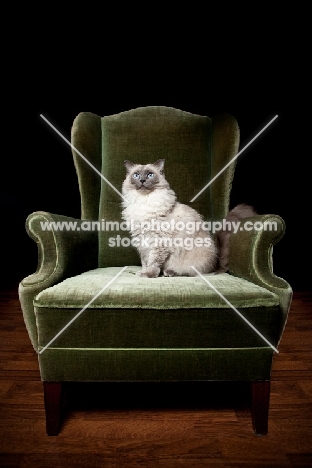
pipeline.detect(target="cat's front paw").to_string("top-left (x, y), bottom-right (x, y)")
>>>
top-left (163, 269), bottom-right (178, 277)
top-left (141, 266), bottom-right (161, 278)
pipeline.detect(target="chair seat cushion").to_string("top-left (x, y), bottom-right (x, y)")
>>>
top-left (35, 266), bottom-right (278, 309)
top-left (34, 267), bottom-right (280, 350)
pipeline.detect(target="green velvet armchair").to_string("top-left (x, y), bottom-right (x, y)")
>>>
top-left (18, 106), bottom-right (292, 436)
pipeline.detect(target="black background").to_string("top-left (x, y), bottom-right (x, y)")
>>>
top-left (2, 70), bottom-right (310, 292)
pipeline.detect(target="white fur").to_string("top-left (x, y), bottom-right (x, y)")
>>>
top-left (121, 186), bottom-right (176, 221)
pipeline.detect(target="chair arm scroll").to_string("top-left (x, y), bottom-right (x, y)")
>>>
top-left (228, 213), bottom-right (292, 342)
top-left (21, 211), bottom-right (98, 286)
top-left (19, 211), bottom-right (98, 351)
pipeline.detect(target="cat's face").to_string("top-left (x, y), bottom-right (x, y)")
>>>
top-left (123, 159), bottom-right (168, 193)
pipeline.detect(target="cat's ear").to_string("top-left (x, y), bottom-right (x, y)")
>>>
top-left (153, 159), bottom-right (165, 174)
top-left (124, 160), bottom-right (135, 173)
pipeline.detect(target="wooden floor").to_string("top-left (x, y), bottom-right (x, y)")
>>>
top-left (0, 288), bottom-right (311, 467)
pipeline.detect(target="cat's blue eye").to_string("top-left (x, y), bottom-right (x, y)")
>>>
top-left (147, 173), bottom-right (154, 178)
top-left (133, 173), bottom-right (140, 179)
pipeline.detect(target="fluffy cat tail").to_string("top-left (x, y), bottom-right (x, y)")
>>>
top-left (215, 204), bottom-right (257, 273)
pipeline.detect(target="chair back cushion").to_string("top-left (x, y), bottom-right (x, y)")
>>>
top-left (71, 106), bottom-right (239, 267)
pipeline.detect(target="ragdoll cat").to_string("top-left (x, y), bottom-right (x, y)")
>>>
top-left (121, 159), bottom-right (218, 278)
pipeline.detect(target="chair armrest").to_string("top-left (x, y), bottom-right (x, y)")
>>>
top-left (18, 211), bottom-right (98, 351)
top-left (228, 214), bottom-right (292, 343)
top-left (21, 211), bottom-right (98, 285)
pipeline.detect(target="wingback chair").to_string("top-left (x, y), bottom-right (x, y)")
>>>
top-left (18, 106), bottom-right (292, 436)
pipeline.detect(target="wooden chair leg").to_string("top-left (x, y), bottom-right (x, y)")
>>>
top-left (251, 381), bottom-right (270, 436)
top-left (43, 382), bottom-right (63, 436)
